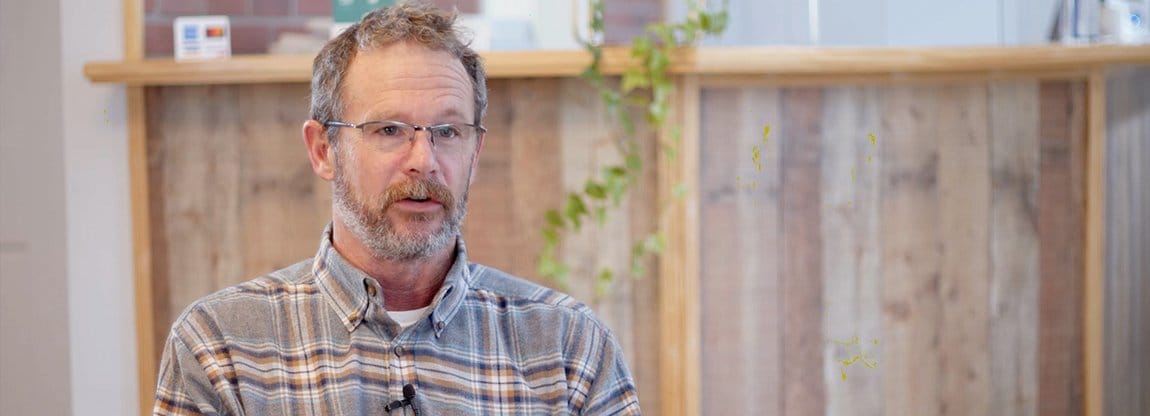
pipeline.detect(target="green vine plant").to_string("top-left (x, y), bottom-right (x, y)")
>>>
top-left (537, 0), bottom-right (728, 294)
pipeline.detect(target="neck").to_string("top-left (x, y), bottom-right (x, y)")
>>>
top-left (331, 221), bottom-right (456, 311)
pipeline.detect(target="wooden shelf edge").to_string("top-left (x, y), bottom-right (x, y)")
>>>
top-left (84, 44), bottom-right (1150, 86)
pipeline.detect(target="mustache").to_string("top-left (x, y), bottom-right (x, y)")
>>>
top-left (381, 177), bottom-right (455, 208)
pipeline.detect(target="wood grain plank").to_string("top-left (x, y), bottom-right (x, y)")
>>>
top-left (936, 83), bottom-right (992, 416)
top-left (149, 86), bottom-right (246, 327)
top-left (659, 75), bottom-right (702, 416)
top-left (1137, 69), bottom-right (1150, 416)
top-left (1084, 69), bottom-right (1106, 416)
top-left (1103, 66), bottom-right (1150, 416)
top-left (989, 80), bottom-right (1041, 416)
top-left (698, 86), bottom-right (784, 415)
top-left (462, 79), bottom-right (519, 274)
top-left (623, 80), bottom-right (663, 416)
top-left (879, 84), bottom-right (942, 416)
top-left (780, 87), bottom-right (825, 416)
top-left (237, 84), bottom-right (330, 279)
top-left (557, 77), bottom-right (629, 314)
top-left (1036, 80), bottom-right (1086, 416)
top-left (819, 85), bottom-right (884, 416)
top-left (736, 88), bottom-right (785, 416)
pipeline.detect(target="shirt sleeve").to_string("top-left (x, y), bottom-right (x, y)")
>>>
top-left (153, 312), bottom-right (226, 415)
top-left (567, 316), bottom-right (643, 415)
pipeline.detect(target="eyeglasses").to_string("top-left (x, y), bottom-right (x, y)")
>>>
top-left (324, 120), bottom-right (486, 155)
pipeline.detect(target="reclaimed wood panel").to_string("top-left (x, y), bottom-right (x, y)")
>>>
top-left (1105, 66), bottom-right (1150, 416)
top-left (820, 86), bottom-right (884, 416)
top-left (879, 84), bottom-right (942, 416)
top-left (236, 84), bottom-right (332, 276)
top-left (147, 85), bottom-right (245, 354)
top-left (465, 78), bottom-right (562, 281)
top-left (936, 84), bottom-right (991, 416)
top-left (1037, 80), bottom-right (1085, 416)
top-left (780, 88), bottom-right (827, 416)
top-left (145, 79), bottom-right (663, 410)
top-left (989, 80), bottom-right (1041, 416)
top-left (695, 79), bottom-right (1086, 415)
top-left (698, 87), bottom-right (785, 415)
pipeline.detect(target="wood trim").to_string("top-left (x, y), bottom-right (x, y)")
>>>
top-left (124, 0), bottom-right (152, 413)
top-left (84, 45), bottom-right (1150, 86)
top-left (123, 0), bottom-right (142, 60)
top-left (659, 75), bottom-right (702, 416)
top-left (1083, 69), bottom-right (1106, 416)
top-left (129, 86), bottom-right (155, 416)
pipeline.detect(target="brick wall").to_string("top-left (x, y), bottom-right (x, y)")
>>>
top-left (145, 0), bottom-right (658, 56)
top-left (603, 0), bottom-right (662, 45)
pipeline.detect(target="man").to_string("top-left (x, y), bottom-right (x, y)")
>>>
top-left (153, 2), bottom-right (641, 415)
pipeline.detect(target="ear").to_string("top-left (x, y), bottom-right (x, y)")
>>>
top-left (468, 131), bottom-right (485, 185)
top-left (303, 119), bottom-right (336, 181)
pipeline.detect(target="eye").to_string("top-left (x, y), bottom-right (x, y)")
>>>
top-left (430, 125), bottom-right (462, 140)
top-left (367, 122), bottom-right (406, 138)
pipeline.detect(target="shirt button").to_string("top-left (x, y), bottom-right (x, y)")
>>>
top-left (394, 345), bottom-right (404, 357)
top-left (366, 285), bottom-right (377, 297)
top-left (435, 321), bottom-right (445, 330)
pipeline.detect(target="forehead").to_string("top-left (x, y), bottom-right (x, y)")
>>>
top-left (342, 41), bottom-right (474, 121)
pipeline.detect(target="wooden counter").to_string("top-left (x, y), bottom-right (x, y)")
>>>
top-left (85, 44), bottom-right (1150, 85)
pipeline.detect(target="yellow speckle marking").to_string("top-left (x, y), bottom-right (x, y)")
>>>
top-left (831, 335), bottom-right (879, 380)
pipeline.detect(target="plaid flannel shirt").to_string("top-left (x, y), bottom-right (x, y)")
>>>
top-left (154, 226), bottom-right (641, 415)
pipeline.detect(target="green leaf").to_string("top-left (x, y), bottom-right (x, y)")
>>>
top-left (625, 153), bottom-right (643, 172)
top-left (584, 181), bottom-right (607, 199)
top-left (631, 36), bottom-right (653, 57)
top-left (565, 193), bottom-right (588, 230)
top-left (699, 12), bottom-right (712, 32)
top-left (589, 0), bottom-right (604, 32)
top-left (621, 68), bottom-right (650, 93)
top-left (648, 48), bottom-right (670, 73)
top-left (593, 206), bottom-right (608, 225)
top-left (542, 231), bottom-right (559, 251)
top-left (629, 257), bottom-right (646, 279)
top-left (643, 233), bottom-right (666, 253)
top-left (596, 268), bottom-right (615, 296)
top-left (598, 268), bottom-right (614, 283)
top-left (654, 24), bottom-right (676, 46)
top-left (545, 209), bottom-right (565, 228)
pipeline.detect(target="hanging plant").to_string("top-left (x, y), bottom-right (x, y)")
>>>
top-left (537, 0), bottom-right (729, 294)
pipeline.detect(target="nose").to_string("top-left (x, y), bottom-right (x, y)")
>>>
top-left (402, 130), bottom-right (439, 176)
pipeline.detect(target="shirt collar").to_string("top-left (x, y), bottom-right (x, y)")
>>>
top-left (312, 224), bottom-right (471, 334)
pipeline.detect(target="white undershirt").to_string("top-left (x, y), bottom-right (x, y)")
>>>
top-left (387, 306), bottom-right (431, 328)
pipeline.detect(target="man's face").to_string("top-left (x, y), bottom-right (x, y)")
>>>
top-left (331, 41), bottom-right (482, 261)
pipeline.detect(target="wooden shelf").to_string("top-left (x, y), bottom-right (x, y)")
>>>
top-left (84, 44), bottom-right (1150, 86)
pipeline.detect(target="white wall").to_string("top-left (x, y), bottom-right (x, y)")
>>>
top-left (0, 0), bottom-right (135, 414)
top-left (59, 0), bottom-right (138, 413)
top-left (1, 0), bottom-right (72, 414)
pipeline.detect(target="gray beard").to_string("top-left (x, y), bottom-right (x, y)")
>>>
top-left (332, 158), bottom-right (470, 262)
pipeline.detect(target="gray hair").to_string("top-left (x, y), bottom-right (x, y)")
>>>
top-left (309, 1), bottom-right (488, 145)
